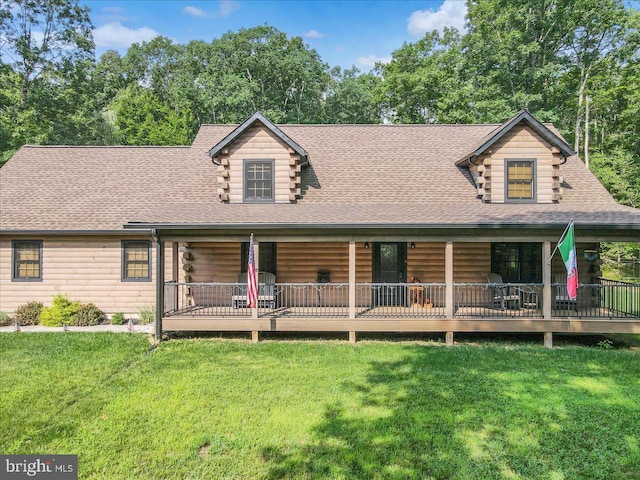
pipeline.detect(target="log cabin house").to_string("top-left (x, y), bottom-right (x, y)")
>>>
top-left (1, 110), bottom-right (639, 345)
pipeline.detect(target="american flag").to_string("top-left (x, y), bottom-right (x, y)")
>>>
top-left (247, 234), bottom-right (258, 308)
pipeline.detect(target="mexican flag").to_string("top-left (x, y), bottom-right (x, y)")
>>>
top-left (558, 222), bottom-right (578, 300)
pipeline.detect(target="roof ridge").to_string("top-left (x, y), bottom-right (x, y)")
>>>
top-left (199, 123), bottom-right (505, 127)
top-left (19, 145), bottom-right (191, 149)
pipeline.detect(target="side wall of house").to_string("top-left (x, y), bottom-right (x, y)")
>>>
top-left (0, 236), bottom-right (173, 316)
top-left (484, 125), bottom-right (562, 204)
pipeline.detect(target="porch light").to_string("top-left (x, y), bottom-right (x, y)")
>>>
top-left (364, 242), bottom-right (369, 249)
top-left (411, 242), bottom-right (416, 249)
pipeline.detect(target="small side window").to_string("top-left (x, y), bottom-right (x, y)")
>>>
top-left (12, 240), bottom-right (43, 281)
top-left (122, 241), bottom-right (151, 281)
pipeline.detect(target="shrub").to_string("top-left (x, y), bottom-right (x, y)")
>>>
top-left (0, 311), bottom-right (12, 326)
top-left (14, 301), bottom-right (43, 325)
top-left (138, 306), bottom-right (155, 325)
top-left (111, 312), bottom-right (126, 325)
top-left (40, 295), bottom-right (81, 327)
top-left (73, 303), bottom-right (105, 326)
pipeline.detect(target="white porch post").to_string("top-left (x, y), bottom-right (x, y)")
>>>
top-left (445, 241), bottom-right (454, 345)
top-left (171, 242), bottom-right (178, 312)
top-left (349, 240), bottom-right (357, 343)
top-left (349, 241), bottom-right (356, 319)
top-left (252, 239), bottom-right (259, 321)
top-left (543, 241), bottom-right (552, 320)
top-left (543, 240), bottom-right (553, 347)
top-left (172, 242), bottom-right (178, 281)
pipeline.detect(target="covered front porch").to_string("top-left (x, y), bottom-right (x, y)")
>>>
top-left (150, 233), bottom-right (640, 344)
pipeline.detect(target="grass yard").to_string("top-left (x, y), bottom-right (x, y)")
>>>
top-left (1, 333), bottom-right (639, 479)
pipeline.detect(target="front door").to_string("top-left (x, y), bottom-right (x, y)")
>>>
top-left (372, 242), bottom-right (407, 306)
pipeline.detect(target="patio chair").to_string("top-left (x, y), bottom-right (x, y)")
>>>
top-left (486, 273), bottom-right (521, 310)
top-left (232, 271), bottom-right (277, 308)
top-left (553, 273), bottom-right (577, 312)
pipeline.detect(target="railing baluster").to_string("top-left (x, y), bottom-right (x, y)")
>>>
top-left (162, 280), bottom-right (638, 321)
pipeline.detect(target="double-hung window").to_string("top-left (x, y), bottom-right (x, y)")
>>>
top-left (122, 241), bottom-right (151, 281)
top-left (12, 240), bottom-right (42, 281)
top-left (244, 159), bottom-right (274, 203)
top-left (505, 159), bottom-right (536, 202)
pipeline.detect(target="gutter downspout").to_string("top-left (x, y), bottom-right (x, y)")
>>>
top-left (152, 228), bottom-right (164, 342)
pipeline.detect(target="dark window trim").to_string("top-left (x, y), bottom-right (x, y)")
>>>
top-left (240, 242), bottom-right (277, 275)
top-left (121, 240), bottom-right (152, 282)
top-left (11, 240), bottom-right (43, 282)
top-left (490, 242), bottom-right (542, 283)
top-left (243, 158), bottom-right (275, 203)
top-left (505, 158), bottom-right (536, 203)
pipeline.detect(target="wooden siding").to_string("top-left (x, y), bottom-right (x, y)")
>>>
top-left (485, 125), bottom-right (561, 203)
top-left (0, 237), bottom-right (173, 316)
top-left (408, 243), bottom-right (446, 282)
top-left (187, 241), bottom-right (448, 284)
top-left (454, 243), bottom-right (491, 282)
top-left (220, 124), bottom-right (299, 203)
top-left (187, 242), bottom-right (240, 283)
top-left (277, 242), bottom-right (349, 282)
top-left (189, 242), bottom-right (367, 283)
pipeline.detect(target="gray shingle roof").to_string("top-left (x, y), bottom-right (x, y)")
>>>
top-left (1, 122), bottom-right (638, 233)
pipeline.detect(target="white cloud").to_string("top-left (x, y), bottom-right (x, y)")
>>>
top-left (184, 6), bottom-right (209, 18)
top-left (304, 30), bottom-right (325, 39)
top-left (96, 6), bottom-right (135, 22)
top-left (183, 1), bottom-right (239, 19)
top-left (93, 22), bottom-right (160, 48)
top-left (219, 0), bottom-right (240, 17)
top-left (102, 6), bottom-right (124, 14)
top-left (407, 0), bottom-right (467, 36)
top-left (357, 54), bottom-right (391, 68)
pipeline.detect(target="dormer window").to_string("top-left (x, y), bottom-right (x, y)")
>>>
top-left (506, 159), bottom-right (536, 202)
top-left (244, 159), bottom-right (274, 203)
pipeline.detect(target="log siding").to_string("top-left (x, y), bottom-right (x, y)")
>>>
top-left (0, 236), bottom-right (173, 316)
top-left (216, 124), bottom-right (300, 203)
top-left (482, 125), bottom-right (563, 203)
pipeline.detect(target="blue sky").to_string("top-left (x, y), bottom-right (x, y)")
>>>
top-left (84, 0), bottom-right (468, 70)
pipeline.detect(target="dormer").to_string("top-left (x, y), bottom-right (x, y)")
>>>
top-left (457, 110), bottom-right (575, 203)
top-left (208, 112), bottom-right (309, 203)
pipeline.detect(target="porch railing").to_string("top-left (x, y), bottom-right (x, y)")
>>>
top-left (272, 283), bottom-right (350, 317)
top-left (454, 283), bottom-right (543, 318)
top-left (355, 283), bottom-right (446, 318)
top-left (164, 282), bottom-right (249, 317)
top-left (599, 278), bottom-right (640, 316)
top-left (164, 280), bottom-right (639, 320)
top-left (552, 281), bottom-right (640, 318)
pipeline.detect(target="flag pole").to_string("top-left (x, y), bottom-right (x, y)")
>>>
top-left (548, 219), bottom-right (574, 264)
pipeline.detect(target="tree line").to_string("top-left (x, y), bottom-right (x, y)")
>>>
top-left (1, 0), bottom-right (638, 213)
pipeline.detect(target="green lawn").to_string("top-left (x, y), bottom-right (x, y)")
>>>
top-left (1, 333), bottom-right (639, 480)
